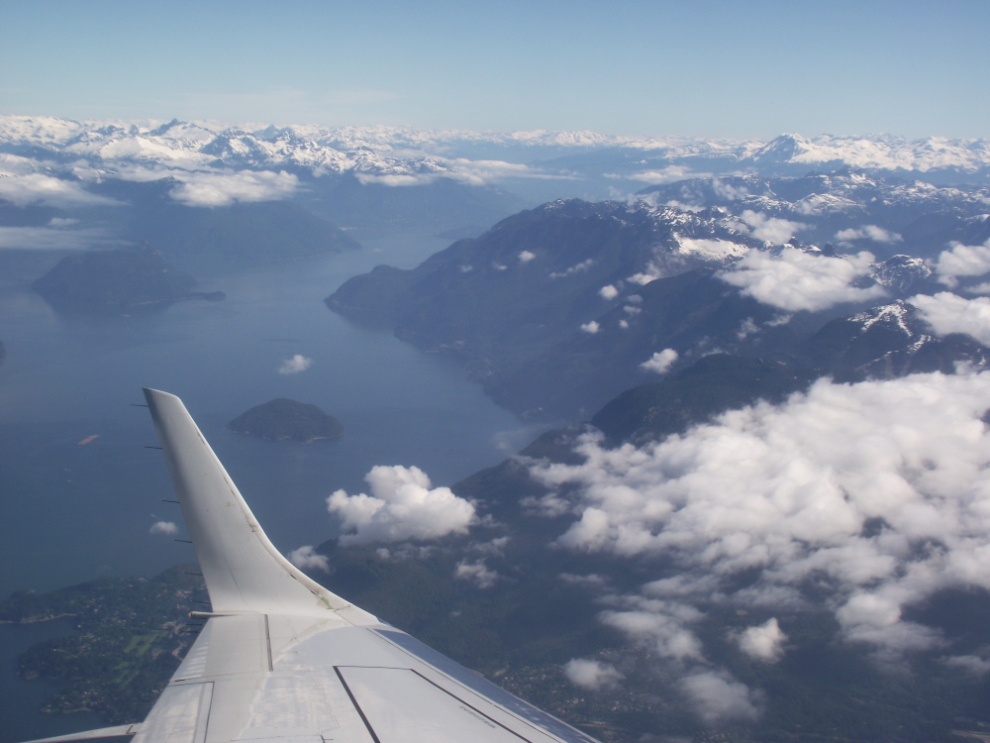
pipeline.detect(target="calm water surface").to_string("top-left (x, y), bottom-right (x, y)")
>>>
top-left (0, 233), bottom-right (542, 740)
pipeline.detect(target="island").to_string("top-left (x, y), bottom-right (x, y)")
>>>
top-left (228, 398), bottom-right (344, 443)
top-left (31, 245), bottom-right (225, 316)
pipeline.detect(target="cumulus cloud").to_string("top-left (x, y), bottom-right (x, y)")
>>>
top-left (288, 545), bottom-right (329, 572)
top-left (529, 371), bottom-right (990, 660)
top-left (641, 349), bottom-right (678, 374)
top-left (718, 247), bottom-right (887, 312)
top-left (563, 659), bottom-right (623, 689)
top-left (680, 670), bottom-right (763, 724)
top-left (734, 618), bottom-right (787, 662)
top-left (150, 521), bottom-right (178, 536)
top-left (519, 250), bottom-right (536, 263)
top-left (168, 169), bottom-right (299, 207)
top-left (455, 559), bottom-right (499, 588)
top-left (737, 210), bottom-right (808, 245)
top-left (599, 284), bottom-right (619, 300)
top-left (836, 225), bottom-right (903, 245)
top-left (601, 598), bottom-right (705, 661)
top-left (278, 354), bottom-right (312, 375)
top-left (328, 465), bottom-right (476, 545)
top-left (910, 292), bottom-right (990, 345)
top-left (933, 239), bottom-right (990, 288)
top-left (580, 321), bottom-right (600, 334)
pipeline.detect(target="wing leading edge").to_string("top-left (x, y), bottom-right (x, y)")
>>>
top-left (18, 389), bottom-right (600, 743)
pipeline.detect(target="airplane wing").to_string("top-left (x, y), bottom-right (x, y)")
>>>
top-left (21, 389), bottom-right (600, 743)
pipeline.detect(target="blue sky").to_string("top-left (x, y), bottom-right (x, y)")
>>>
top-left (1, 0), bottom-right (986, 139)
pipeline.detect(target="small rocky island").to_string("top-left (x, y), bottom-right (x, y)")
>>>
top-left (32, 245), bottom-right (224, 316)
top-left (228, 398), bottom-right (344, 443)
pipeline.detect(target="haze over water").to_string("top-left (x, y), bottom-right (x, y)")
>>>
top-left (0, 233), bottom-right (534, 601)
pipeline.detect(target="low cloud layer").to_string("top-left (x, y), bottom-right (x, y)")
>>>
top-left (0, 155), bottom-right (121, 207)
top-left (0, 226), bottom-right (118, 251)
top-left (530, 371), bottom-right (990, 663)
top-left (836, 225), bottom-right (903, 245)
top-left (278, 354), bottom-right (312, 375)
top-left (288, 545), bottom-right (329, 572)
top-left (933, 239), bottom-right (990, 288)
top-left (681, 670), bottom-right (764, 724)
top-left (328, 465), bottom-right (476, 545)
top-left (911, 292), bottom-right (990, 345)
top-left (150, 521), bottom-right (178, 536)
top-left (719, 248), bottom-right (886, 312)
top-left (168, 169), bottom-right (299, 207)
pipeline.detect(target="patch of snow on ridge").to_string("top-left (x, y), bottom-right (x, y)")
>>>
top-left (676, 235), bottom-right (749, 260)
top-left (850, 301), bottom-right (914, 336)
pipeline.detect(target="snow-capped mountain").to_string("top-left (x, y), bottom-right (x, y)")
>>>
top-left (2, 116), bottom-right (988, 191)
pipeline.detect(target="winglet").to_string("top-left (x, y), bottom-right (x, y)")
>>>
top-left (143, 388), bottom-right (375, 622)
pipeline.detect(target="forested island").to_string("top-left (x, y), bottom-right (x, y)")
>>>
top-left (228, 398), bottom-right (344, 443)
top-left (32, 246), bottom-right (224, 316)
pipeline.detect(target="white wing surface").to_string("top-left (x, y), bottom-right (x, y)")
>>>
top-left (19, 389), bottom-right (600, 743)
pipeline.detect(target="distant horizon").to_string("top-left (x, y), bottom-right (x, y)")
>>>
top-left (2, 112), bottom-right (986, 145)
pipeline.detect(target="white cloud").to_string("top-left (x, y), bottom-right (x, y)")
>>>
top-left (559, 572), bottom-right (608, 588)
top-left (355, 158), bottom-right (541, 188)
top-left (150, 521), bottom-right (178, 536)
top-left (519, 250), bottom-right (536, 263)
top-left (529, 371), bottom-right (990, 660)
top-left (933, 239), bottom-right (990, 288)
top-left (0, 165), bottom-right (121, 207)
top-left (288, 545), bottom-right (329, 572)
top-left (680, 670), bottom-right (763, 724)
top-left (550, 258), bottom-right (594, 279)
top-left (278, 354), bottom-right (312, 375)
top-left (738, 210), bottom-right (808, 245)
top-left (624, 165), bottom-right (696, 184)
top-left (471, 536), bottom-right (510, 556)
top-left (563, 659), bottom-right (623, 689)
top-left (580, 321), bottom-right (600, 334)
top-left (734, 618), bottom-right (787, 663)
top-left (599, 284), bottom-right (619, 300)
top-left (835, 225), bottom-right (903, 244)
top-left (328, 465), bottom-right (476, 545)
top-left (943, 652), bottom-right (990, 677)
top-left (602, 599), bottom-right (705, 661)
top-left (641, 349), bottom-right (678, 374)
top-left (455, 559), bottom-right (499, 588)
top-left (168, 169), bottom-right (299, 207)
top-left (718, 248), bottom-right (887, 312)
top-left (910, 292), bottom-right (990, 345)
